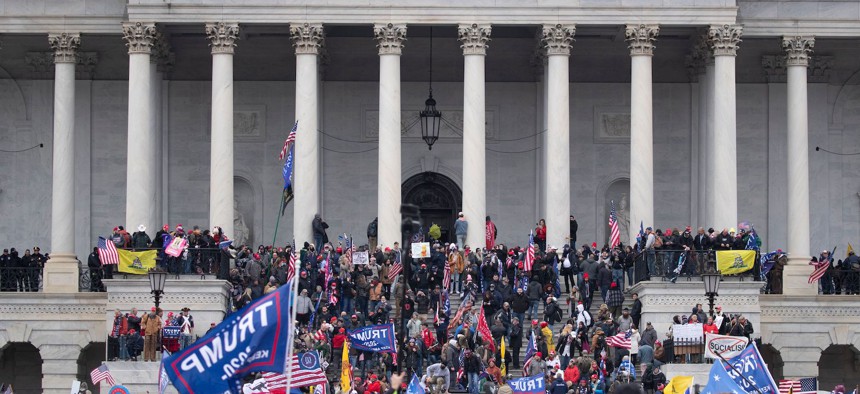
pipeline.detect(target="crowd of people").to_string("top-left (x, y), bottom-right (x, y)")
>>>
top-left (0, 246), bottom-right (47, 292)
top-left (107, 306), bottom-right (198, 362)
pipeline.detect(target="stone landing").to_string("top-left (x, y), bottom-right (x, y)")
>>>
top-left (103, 360), bottom-right (179, 394)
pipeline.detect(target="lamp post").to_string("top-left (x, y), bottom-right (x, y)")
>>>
top-left (148, 267), bottom-right (168, 310)
top-left (702, 270), bottom-right (721, 319)
top-left (419, 26), bottom-right (442, 150)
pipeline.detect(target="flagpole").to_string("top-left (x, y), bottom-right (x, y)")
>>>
top-left (285, 239), bottom-right (300, 394)
top-left (271, 191), bottom-right (286, 247)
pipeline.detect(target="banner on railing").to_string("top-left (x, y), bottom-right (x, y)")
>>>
top-left (672, 323), bottom-right (703, 341)
top-left (117, 249), bottom-right (157, 275)
top-left (509, 373), bottom-right (545, 394)
top-left (716, 250), bottom-right (756, 275)
top-left (704, 333), bottom-right (749, 359)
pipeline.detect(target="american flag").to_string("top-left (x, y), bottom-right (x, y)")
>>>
top-left (97, 236), bottom-right (119, 265)
top-left (522, 331), bottom-right (537, 373)
top-left (278, 121), bottom-right (298, 161)
top-left (808, 259), bottom-right (829, 283)
top-left (388, 262), bottom-right (402, 280)
top-left (262, 352), bottom-right (328, 391)
top-left (90, 364), bottom-right (117, 387)
top-left (443, 257), bottom-right (451, 288)
top-left (287, 244), bottom-right (297, 284)
top-left (608, 200), bottom-right (621, 249)
top-left (447, 295), bottom-right (473, 333)
top-left (606, 330), bottom-right (633, 349)
top-left (523, 231), bottom-right (535, 272)
top-left (778, 378), bottom-right (817, 394)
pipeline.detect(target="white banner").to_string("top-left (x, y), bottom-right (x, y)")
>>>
top-left (704, 333), bottom-right (749, 359)
top-left (411, 242), bottom-right (431, 259)
top-left (352, 251), bottom-right (369, 265)
top-left (672, 323), bottom-right (703, 341)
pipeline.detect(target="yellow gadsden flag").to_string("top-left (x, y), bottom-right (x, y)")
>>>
top-left (847, 243), bottom-right (854, 258)
top-left (341, 341), bottom-right (351, 393)
top-left (117, 249), bottom-right (157, 275)
top-left (664, 375), bottom-right (694, 394)
top-left (500, 337), bottom-right (507, 376)
top-left (716, 250), bottom-right (756, 275)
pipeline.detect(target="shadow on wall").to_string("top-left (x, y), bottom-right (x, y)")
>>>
top-left (0, 342), bottom-right (42, 393)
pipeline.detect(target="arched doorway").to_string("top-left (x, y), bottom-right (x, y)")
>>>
top-left (0, 343), bottom-right (42, 393)
top-left (819, 345), bottom-right (860, 390)
top-left (77, 342), bottom-right (105, 394)
top-left (402, 172), bottom-right (462, 244)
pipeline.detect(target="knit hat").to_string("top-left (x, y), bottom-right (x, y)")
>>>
top-left (540, 322), bottom-right (548, 328)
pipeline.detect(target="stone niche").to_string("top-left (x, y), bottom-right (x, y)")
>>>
top-left (103, 278), bottom-right (232, 337)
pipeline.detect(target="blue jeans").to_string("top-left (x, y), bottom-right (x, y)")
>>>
top-left (314, 236), bottom-right (324, 252)
top-left (457, 235), bottom-right (466, 248)
top-left (468, 372), bottom-right (480, 394)
top-left (612, 269), bottom-right (624, 290)
top-left (119, 335), bottom-right (129, 360)
top-left (180, 333), bottom-right (193, 350)
top-left (341, 296), bottom-right (354, 314)
top-left (369, 300), bottom-right (379, 314)
top-left (627, 267), bottom-right (635, 286)
top-left (600, 286), bottom-right (609, 303)
top-left (646, 251), bottom-right (656, 277)
top-left (528, 300), bottom-right (539, 320)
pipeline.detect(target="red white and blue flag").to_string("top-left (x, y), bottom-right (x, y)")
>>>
top-left (278, 121), bottom-right (298, 161)
top-left (97, 236), bottom-right (119, 265)
top-left (523, 231), bottom-right (535, 272)
top-left (522, 331), bottom-right (538, 373)
top-left (262, 351), bottom-right (328, 392)
top-left (778, 378), bottom-right (817, 394)
top-left (287, 242), bottom-right (297, 284)
top-left (608, 200), bottom-right (621, 249)
top-left (606, 329), bottom-right (632, 349)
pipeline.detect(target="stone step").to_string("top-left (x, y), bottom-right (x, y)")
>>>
top-left (103, 361), bottom-right (179, 394)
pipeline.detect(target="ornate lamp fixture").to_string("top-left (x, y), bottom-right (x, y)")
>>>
top-left (419, 27), bottom-right (442, 150)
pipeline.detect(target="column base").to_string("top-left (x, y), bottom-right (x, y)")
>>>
top-left (43, 253), bottom-right (80, 293)
top-left (782, 256), bottom-right (817, 296)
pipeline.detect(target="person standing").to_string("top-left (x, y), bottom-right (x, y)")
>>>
top-left (132, 224), bottom-right (152, 250)
top-left (109, 309), bottom-right (128, 361)
top-left (178, 307), bottom-right (195, 350)
top-left (312, 214), bottom-right (329, 251)
top-left (569, 215), bottom-right (578, 247)
top-left (486, 216), bottom-right (497, 250)
top-left (141, 307), bottom-right (163, 362)
top-left (535, 219), bottom-right (547, 253)
top-left (455, 213), bottom-right (469, 248)
top-left (367, 217), bottom-right (378, 253)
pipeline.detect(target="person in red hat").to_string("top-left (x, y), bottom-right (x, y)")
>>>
top-left (606, 281), bottom-right (625, 318)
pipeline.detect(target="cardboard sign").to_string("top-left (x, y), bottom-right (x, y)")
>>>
top-left (411, 242), bottom-right (430, 259)
top-left (705, 333), bottom-right (750, 359)
top-left (352, 251), bottom-right (369, 265)
top-left (672, 323), bottom-right (703, 341)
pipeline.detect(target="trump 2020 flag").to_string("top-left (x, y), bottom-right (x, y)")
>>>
top-left (347, 323), bottom-right (397, 353)
top-left (281, 145), bottom-right (295, 214)
top-left (702, 360), bottom-right (745, 394)
top-left (509, 373), bottom-right (545, 394)
top-left (407, 373), bottom-right (425, 394)
top-left (164, 284), bottom-right (292, 394)
top-left (722, 342), bottom-right (780, 394)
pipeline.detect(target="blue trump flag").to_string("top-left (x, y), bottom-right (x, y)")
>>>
top-left (509, 373), bottom-right (545, 394)
top-left (281, 145), bottom-right (295, 214)
top-left (702, 360), bottom-right (745, 394)
top-left (720, 342), bottom-right (780, 394)
top-left (407, 373), bottom-right (426, 394)
top-left (347, 323), bottom-right (397, 352)
top-left (163, 284), bottom-right (292, 394)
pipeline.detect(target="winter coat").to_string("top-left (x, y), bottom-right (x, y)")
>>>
top-left (141, 313), bottom-right (162, 336)
top-left (132, 231), bottom-right (151, 248)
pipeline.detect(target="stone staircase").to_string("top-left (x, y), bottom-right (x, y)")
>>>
top-left (103, 360), bottom-right (179, 394)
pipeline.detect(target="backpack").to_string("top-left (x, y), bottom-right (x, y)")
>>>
top-left (582, 310), bottom-right (593, 328)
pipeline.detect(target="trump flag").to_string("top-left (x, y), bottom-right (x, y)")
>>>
top-left (347, 323), bottom-right (397, 353)
top-left (163, 284), bottom-right (292, 394)
top-left (509, 374), bottom-right (545, 394)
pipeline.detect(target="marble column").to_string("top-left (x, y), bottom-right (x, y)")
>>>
top-left (44, 32), bottom-right (80, 293)
top-left (707, 24), bottom-right (742, 231)
top-left (122, 22), bottom-right (157, 238)
top-left (626, 24), bottom-right (659, 245)
top-left (206, 22), bottom-right (239, 239)
top-left (149, 32), bottom-right (164, 228)
top-left (704, 57), bottom-right (716, 227)
top-left (541, 24), bottom-right (575, 250)
top-left (459, 23), bottom-right (491, 249)
top-left (374, 23), bottom-right (406, 247)
top-left (290, 23), bottom-right (324, 245)
top-left (688, 34), bottom-right (711, 229)
top-left (782, 36), bottom-right (816, 295)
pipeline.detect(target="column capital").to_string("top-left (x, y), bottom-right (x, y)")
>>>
top-left (205, 22), bottom-right (239, 55)
top-left (290, 23), bottom-right (325, 55)
top-left (122, 22), bottom-right (156, 55)
top-left (783, 35), bottom-right (815, 67)
top-left (625, 24), bottom-right (659, 56)
top-left (541, 24), bottom-right (576, 56)
top-left (47, 32), bottom-right (80, 64)
top-left (374, 23), bottom-right (407, 56)
top-left (708, 24), bottom-right (742, 57)
top-left (458, 23), bottom-right (491, 56)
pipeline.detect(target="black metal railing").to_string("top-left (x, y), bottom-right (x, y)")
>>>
top-left (0, 267), bottom-right (43, 292)
top-left (630, 249), bottom-right (762, 283)
top-left (116, 247), bottom-right (232, 278)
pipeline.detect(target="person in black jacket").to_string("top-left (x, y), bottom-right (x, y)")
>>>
top-left (312, 214), bottom-right (329, 251)
top-left (463, 350), bottom-right (482, 394)
top-left (509, 317), bottom-right (523, 368)
top-left (367, 217), bottom-right (378, 252)
top-left (87, 247), bottom-right (104, 292)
